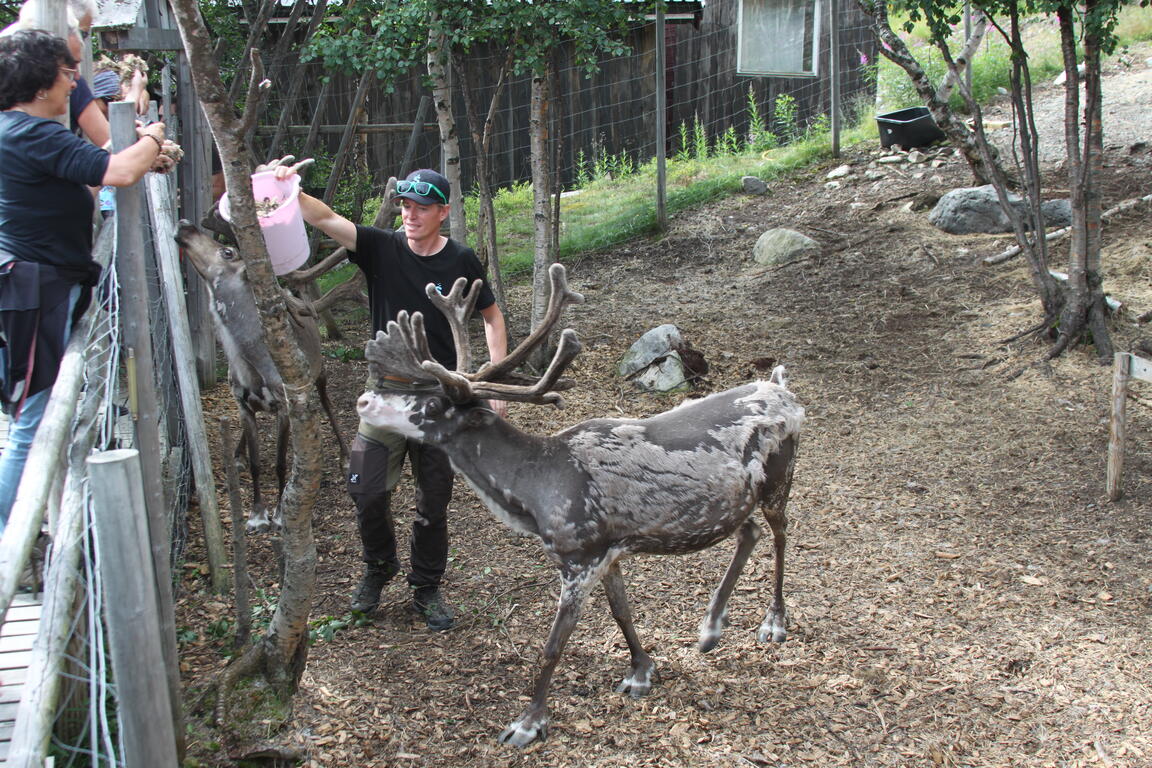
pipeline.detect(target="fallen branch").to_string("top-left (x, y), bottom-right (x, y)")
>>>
top-left (985, 192), bottom-right (1152, 264)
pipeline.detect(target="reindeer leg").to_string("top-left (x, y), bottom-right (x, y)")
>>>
top-left (757, 437), bottom-right (796, 644)
top-left (603, 562), bottom-right (657, 697)
top-left (237, 403), bottom-right (270, 532)
top-left (499, 559), bottom-right (605, 748)
top-left (315, 372), bottom-right (349, 470)
top-left (698, 518), bottom-right (762, 653)
top-left (270, 412), bottom-right (289, 529)
top-left (757, 500), bottom-right (788, 643)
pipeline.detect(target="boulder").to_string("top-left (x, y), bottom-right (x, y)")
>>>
top-left (928, 185), bottom-right (1072, 234)
top-left (618, 324), bottom-right (683, 378)
top-left (1040, 198), bottom-right (1072, 228)
top-left (752, 228), bottom-right (820, 266)
top-left (632, 351), bottom-right (692, 393)
top-left (742, 176), bottom-right (768, 195)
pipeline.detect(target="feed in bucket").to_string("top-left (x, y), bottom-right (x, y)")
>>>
top-left (218, 171), bottom-right (310, 275)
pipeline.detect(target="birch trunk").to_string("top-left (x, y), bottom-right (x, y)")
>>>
top-left (529, 71), bottom-right (555, 369)
top-left (861, 0), bottom-right (1112, 360)
top-left (457, 51), bottom-right (513, 311)
top-left (170, 0), bottom-right (320, 706)
top-left (427, 22), bottom-right (467, 241)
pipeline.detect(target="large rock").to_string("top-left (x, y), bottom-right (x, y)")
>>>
top-left (742, 176), bottom-right (768, 195)
top-left (928, 185), bottom-right (1072, 234)
top-left (1040, 198), bottom-right (1072, 228)
top-left (618, 324), bottom-right (683, 378)
top-left (632, 351), bottom-right (692, 393)
top-left (752, 228), bottom-right (820, 266)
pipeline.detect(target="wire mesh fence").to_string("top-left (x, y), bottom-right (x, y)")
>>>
top-left (253, 0), bottom-right (877, 201)
top-left (2, 177), bottom-right (194, 766)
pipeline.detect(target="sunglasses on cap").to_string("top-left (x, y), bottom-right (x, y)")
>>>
top-left (395, 179), bottom-right (448, 204)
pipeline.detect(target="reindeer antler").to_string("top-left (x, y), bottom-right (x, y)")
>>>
top-left (363, 263), bottom-right (585, 405)
top-left (426, 276), bottom-right (482, 373)
top-left (365, 311), bottom-right (440, 385)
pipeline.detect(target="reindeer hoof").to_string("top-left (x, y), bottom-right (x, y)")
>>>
top-left (615, 667), bottom-right (655, 697)
top-left (698, 609), bottom-right (729, 653)
top-left (498, 716), bottom-right (548, 747)
top-left (246, 515), bottom-right (271, 533)
top-left (757, 607), bottom-right (788, 643)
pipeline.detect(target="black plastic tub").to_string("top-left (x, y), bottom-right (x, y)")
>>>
top-left (876, 106), bottom-right (945, 149)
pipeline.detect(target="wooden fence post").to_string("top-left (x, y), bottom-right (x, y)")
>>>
top-left (1106, 352), bottom-right (1151, 501)
top-left (109, 101), bottom-right (185, 757)
top-left (146, 174), bottom-right (229, 592)
top-left (87, 449), bottom-right (179, 768)
top-left (1106, 352), bottom-right (1130, 501)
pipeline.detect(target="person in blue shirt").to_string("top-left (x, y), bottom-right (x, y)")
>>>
top-left (0, 30), bottom-right (172, 534)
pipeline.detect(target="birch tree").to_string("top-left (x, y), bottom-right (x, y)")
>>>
top-left (169, 0), bottom-right (323, 740)
top-left (860, 0), bottom-right (1120, 360)
top-left (306, 0), bottom-right (633, 341)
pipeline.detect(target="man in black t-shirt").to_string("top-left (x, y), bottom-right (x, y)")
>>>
top-left (276, 162), bottom-right (507, 631)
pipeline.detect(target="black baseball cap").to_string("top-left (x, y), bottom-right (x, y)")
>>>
top-left (393, 169), bottom-right (450, 205)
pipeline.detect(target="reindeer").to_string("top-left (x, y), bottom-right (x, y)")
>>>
top-left (355, 263), bottom-right (805, 746)
top-left (174, 221), bottom-right (355, 530)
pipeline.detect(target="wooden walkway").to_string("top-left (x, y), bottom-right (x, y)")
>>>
top-left (0, 592), bottom-right (43, 763)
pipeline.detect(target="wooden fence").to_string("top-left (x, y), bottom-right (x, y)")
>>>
top-left (251, 0), bottom-right (878, 194)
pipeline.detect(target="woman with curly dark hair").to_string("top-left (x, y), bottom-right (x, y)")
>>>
top-left (0, 29), bottom-right (173, 533)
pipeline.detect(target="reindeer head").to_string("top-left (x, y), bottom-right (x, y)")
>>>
top-left (357, 263), bottom-right (585, 440)
top-left (175, 220), bottom-right (246, 287)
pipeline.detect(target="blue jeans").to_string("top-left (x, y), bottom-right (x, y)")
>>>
top-left (0, 388), bottom-right (52, 536)
top-left (0, 284), bottom-right (81, 538)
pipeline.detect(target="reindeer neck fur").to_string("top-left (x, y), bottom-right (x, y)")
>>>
top-left (359, 391), bottom-right (575, 539)
top-left (442, 413), bottom-right (579, 540)
top-left (201, 257), bottom-right (321, 412)
top-left (209, 273), bottom-right (285, 411)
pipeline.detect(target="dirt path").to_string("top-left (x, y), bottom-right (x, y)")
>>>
top-left (985, 40), bottom-right (1152, 162)
top-left (179, 52), bottom-right (1152, 768)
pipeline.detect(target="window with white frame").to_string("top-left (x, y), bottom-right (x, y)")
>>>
top-left (737, 0), bottom-right (822, 77)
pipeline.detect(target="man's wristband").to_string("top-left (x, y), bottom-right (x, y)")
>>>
top-left (143, 134), bottom-right (163, 152)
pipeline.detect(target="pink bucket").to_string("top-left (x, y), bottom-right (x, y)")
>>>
top-left (218, 171), bottom-right (309, 275)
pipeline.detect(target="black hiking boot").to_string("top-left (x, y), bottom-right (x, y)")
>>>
top-left (350, 563), bottom-right (399, 614)
top-left (410, 586), bottom-right (455, 631)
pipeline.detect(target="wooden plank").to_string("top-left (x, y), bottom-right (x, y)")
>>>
top-left (0, 636), bottom-right (33, 655)
top-left (0, 669), bottom-right (27, 687)
top-left (0, 651), bottom-right (32, 672)
top-left (0, 612), bottom-right (39, 630)
top-left (1130, 353), bottom-right (1152, 384)
top-left (0, 602), bottom-right (39, 633)
top-left (100, 27), bottom-right (184, 50)
top-left (1, 605), bottom-right (40, 624)
top-left (0, 618), bottom-right (38, 638)
top-left (0, 702), bottom-right (17, 723)
top-left (88, 451), bottom-right (180, 765)
top-left (0, 684), bottom-right (22, 705)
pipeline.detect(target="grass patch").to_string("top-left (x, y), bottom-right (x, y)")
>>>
top-left (481, 124), bottom-right (874, 276)
top-left (875, 17), bottom-right (1064, 112)
top-left (345, 7), bottom-right (1152, 286)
